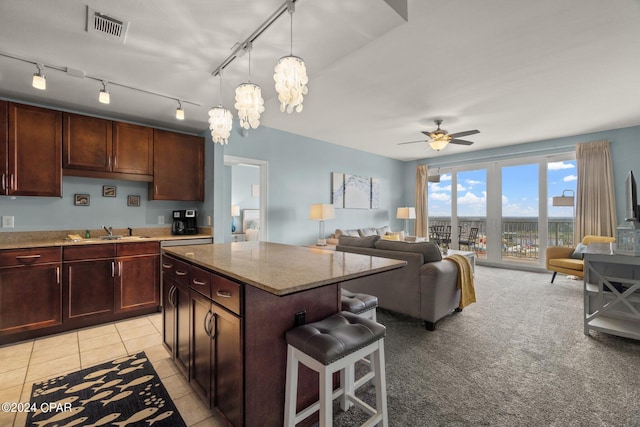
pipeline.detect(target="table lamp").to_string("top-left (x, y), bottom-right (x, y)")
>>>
top-left (309, 203), bottom-right (335, 246)
top-left (396, 207), bottom-right (416, 234)
top-left (231, 204), bottom-right (240, 232)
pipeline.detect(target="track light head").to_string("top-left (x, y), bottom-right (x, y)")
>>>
top-left (99, 81), bottom-right (110, 104)
top-left (32, 64), bottom-right (46, 90)
top-left (176, 101), bottom-right (185, 120)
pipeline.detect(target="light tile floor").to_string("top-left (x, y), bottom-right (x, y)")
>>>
top-left (0, 313), bottom-right (228, 427)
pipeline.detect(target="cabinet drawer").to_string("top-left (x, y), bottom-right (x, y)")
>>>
top-left (212, 274), bottom-right (241, 315)
top-left (64, 244), bottom-right (115, 261)
top-left (117, 241), bottom-right (159, 256)
top-left (190, 267), bottom-right (212, 299)
top-left (162, 255), bottom-right (191, 283)
top-left (0, 247), bottom-right (61, 267)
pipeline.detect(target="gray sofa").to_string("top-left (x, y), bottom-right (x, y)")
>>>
top-left (336, 235), bottom-right (461, 330)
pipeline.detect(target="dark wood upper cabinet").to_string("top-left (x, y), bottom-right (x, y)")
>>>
top-left (151, 129), bottom-right (204, 201)
top-left (63, 113), bottom-right (112, 172)
top-left (112, 121), bottom-right (153, 176)
top-left (63, 114), bottom-right (153, 181)
top-left (3, 102), bottom-right (62, 197)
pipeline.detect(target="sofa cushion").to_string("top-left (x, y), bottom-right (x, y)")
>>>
top-left (359, 227), bottom-right (378, 237)
top-left (374, 240), bottom-right (442, 263)
top-left (338, 235), bottom-right (381, 248)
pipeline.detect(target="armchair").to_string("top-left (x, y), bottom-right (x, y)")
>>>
top-left (545, 235), bottom-right (616, 283)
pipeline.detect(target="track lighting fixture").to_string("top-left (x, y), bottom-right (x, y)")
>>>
top-left (32, 64), bottom-right (46, 90)
top-left (176, 100), bottom-right (185, 120)
top-left (99, 81), bottom-right (110, 104)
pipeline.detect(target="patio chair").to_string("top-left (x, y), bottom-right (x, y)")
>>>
top-left (459, 227), bottom-right (478, 251)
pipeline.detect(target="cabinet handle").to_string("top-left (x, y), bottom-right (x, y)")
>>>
top-left (203, 309), bottom-right (212, 337)
top-left (216, 290), bottom-right (232, 298)
top-left (111, 261), bottom-right (116, 278)
top-left (162, 263), bottom-right (173, 269)
top-left (192, 279), bottom-right (206, 286)
top-left (15, 255), bottom-right (41, 264)
top-left (9, 174), bottom-right (14, 191)
top-left (175, 270), bottom-right (187, 276)
top-left (56, 266), bottom-right (60, 284)
top-left (169, 286), bottom-right (176, 306)
top-left (1, 173), bottom-right (4, 191)
top-left (118, 261), bottom-right (123, 277)
top-left (210, 313), bottom-right (217, 340)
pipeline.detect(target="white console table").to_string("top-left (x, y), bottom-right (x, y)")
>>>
top-left (583, 243), bottom-right (640, 340)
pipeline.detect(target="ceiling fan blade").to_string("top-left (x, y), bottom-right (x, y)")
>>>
top-left (398, 140), bottom-right (427, 145)
top-left (449, 139), bottom-right (474, 146)
top-left (421, 131), bottom-right (433, 137)
top-left (449, 129), bottom-right (479, 139)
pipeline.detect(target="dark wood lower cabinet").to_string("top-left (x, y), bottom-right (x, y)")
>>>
top-left (115, 253), bottom-right (159, 313)
top-left (162, 273), bottom-right (190, 378)
top-left (64, 258), bottom-right (114, 322)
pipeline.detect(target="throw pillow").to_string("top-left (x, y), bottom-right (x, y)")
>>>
top-left (336, 229), bottom-right (359, 238)
top-left (381, 234), bottom-right (400, 241)
top-left (358, 228), bottom-right (378, 237)
top-left (376, 225), bottom-right (392, 236)
top-left (338, 235), bottom-right (381, 248)
top-left (385, 231), bottom-right (405, 241)
top-left (374, 240), bottom-right (442, 263)
top-left (570, 243), bottom-right (588, 259)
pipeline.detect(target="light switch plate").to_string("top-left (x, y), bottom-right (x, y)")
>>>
top-left (2, 216), bottom-right (15, 228)
top-left (158, 215), bottom-right (165, 225)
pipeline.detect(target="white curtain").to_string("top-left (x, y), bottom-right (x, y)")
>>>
top-left (415, 164), bottom-right (428, 237)
top-left (575, 140), bottom-right (617, 241)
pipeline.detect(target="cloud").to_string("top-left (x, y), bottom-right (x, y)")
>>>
top-left (431, 192), bottom-right (450, 201)
top-left (466, 179), bottom-right (483, 186)
top-left (563, 174), bottom-right (577, 182)
top-left (440, 174), bottom-right (452, 181)
top-left (548, 161), bottom-right (575, 170)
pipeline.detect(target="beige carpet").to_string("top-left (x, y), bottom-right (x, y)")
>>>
top-left (331, 265), bottom-right (640, 426)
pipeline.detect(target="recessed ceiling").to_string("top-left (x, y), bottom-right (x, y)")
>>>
top-left (1, 0), bottom-right (639, 161)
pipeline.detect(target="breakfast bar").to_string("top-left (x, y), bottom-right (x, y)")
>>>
top-left (161, 241), bottom-right (406, 427)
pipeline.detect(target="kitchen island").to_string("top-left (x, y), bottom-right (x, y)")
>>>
top-left (162, 241), bottom-right (406, 427)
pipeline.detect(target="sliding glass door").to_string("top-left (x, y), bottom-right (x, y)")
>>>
top-left (427, 152), bottom-right (575, 269)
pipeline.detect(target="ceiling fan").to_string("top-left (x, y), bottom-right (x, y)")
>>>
top-left (399, 119), bottom-right (480, 151)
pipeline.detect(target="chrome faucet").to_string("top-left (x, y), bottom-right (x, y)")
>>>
top-left (103, 225), bottom-right (113, 236)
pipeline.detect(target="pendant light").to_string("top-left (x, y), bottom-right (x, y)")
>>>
top-left (235, 43), bottom-right (265, 129)
top-left (175, 100), bottom-right (185, 120)
top-left (208, 73), bottom-right (233, 145)
top-left (274, 2), bottom-right (308, 114)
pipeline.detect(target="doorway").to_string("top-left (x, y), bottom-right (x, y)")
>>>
top-left (224, 155), bottom-right (268, 242)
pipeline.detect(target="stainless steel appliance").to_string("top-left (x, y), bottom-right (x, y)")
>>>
top-left (172, 209), bottom-right (198, 235)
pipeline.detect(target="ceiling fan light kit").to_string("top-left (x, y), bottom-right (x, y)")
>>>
top-left (399, 119), bottom-right (480, 152)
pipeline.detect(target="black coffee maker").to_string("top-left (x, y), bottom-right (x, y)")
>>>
top-left (172, 209), bottom-right (198, 235)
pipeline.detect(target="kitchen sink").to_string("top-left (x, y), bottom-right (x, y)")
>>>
top-left (100, 235), bottom-right (123, 240)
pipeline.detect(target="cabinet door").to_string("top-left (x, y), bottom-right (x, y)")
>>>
top-left (7, 103), bottom-right (61, 196)
top-left (64, 259), bottom-right (114, 323)
top-left (212, 304), bottom-right (243, 427)
top-left (162, 274), bottom-right (176, 355)
top-left (112, 122), bottom-right (153, 175)
top-left (63, 113), bottom-right (112, 171)
top-left (0, 264), bottom-right (62, 335)
top-left (151, 129), bottom-right (204, 201)
top-left (190, 290), bottom-right (212, 404)
top-left (0, 101), bottom-right (7, 193)
top-left (175, 281), bottom-right (190, 378)
top-left (115, 254), bottom-right (159, 313)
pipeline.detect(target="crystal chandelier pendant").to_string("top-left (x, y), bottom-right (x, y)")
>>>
top-left (234, 82), bottom-right (265, 129)
top-left (208, 106), bottom-right (233, 145)
top-left (274, 55), bottom-right (308, 114)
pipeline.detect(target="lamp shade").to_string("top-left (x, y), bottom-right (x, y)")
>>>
top-left (396, 207), bottom-right (416, 219)
top-left (552, 190), bottom-right (575, 207)
top-left (231, 205), bottom-right (240, 216)
top-left (309, 204), bottom-right (335, 221)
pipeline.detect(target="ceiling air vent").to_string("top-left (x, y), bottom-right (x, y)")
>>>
top-left (86, 6), bottom-right (129, 43)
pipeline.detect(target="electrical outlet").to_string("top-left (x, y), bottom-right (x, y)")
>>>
top-left (158, 215), bottom-right (165, 225)
top-left (207, 215), bottom-right (212, 226)
top-left (2, 216), bottom-right (15, 228)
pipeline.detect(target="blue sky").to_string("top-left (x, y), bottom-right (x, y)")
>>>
top-left (428, 160), bottom-right (577, 217)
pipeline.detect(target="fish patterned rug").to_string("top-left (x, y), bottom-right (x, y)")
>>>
top-left (25, 351), bottom-right (186, 427)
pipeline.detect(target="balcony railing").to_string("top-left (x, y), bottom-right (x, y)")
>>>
top-left (428, 217), bottom-right (574, 260)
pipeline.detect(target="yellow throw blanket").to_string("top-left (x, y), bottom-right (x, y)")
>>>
top-left (445, 254), bottom-right (476, 309)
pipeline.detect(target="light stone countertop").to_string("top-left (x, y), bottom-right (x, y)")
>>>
top-left (163, 241), bottom-right (407, 296)
top-left (0, 228), bottom-right (212, 250)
